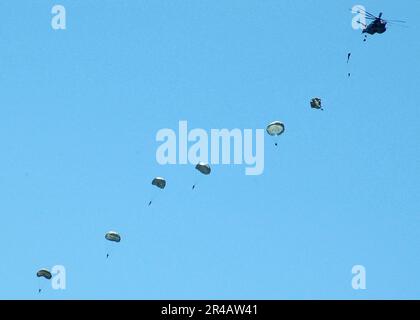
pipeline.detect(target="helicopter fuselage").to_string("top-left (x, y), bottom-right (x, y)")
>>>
top-left (363, 18), bottom-right (387, 35)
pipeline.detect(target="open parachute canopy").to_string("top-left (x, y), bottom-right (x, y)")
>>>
top-left (310, 98), bottom-right (323, 110)
top-left (105, 231), bottom-right (121, 243)
top-left (152, 177), bottom-right (166, 189)
top-left (266, 121), bottom-right (285, 136)
top-left (195, 162), bottom-right (211, 175)
top-left (36, 269), bottom-right (52, 280)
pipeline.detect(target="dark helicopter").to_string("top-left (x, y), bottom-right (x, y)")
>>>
top-left (362, 12), bottom-right (387, 35)
top-left (354, 8), bottom-right (406, 38)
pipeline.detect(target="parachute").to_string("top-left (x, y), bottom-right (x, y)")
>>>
top-left (105, 231), bottom-right (121, 243)
top-left (152, 177), bottom-right (166, 189)
top-left (195, 162), bottom-right (211, 175)
top-left (266, 121), bottom-right (285, 136)
top-left (36, 269), bottom-right (52, 280)
top-left (266, 121), bottom-right (285, 146)
top-left (310, 98), bottom-right (323, 110)
top-left (36, 268), bottom-right (52, 293)
top-left (149, 177), bottom-right (167, 206)
top-left (192, 162), bottom-right (211, 189)
top-left (105, 231), bottom-right (121, 259)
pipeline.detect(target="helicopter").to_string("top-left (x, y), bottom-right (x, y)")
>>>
top-left (354, 8), bottom-right (406, 38)
top-left (362, 12), bottom-right (387, 35)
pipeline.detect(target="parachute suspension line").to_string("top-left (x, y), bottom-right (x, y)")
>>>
top-left (148, 191), bottom-right (161, 206)
top-left (192, 174), bottom-right (203, 190)
top-left (37, 280), bottom-right (46, 294)
top-left (37, 277), bottom-right (41, 294)
top-left (149, 177), bottom-right (166, 206)
top-left (148, 191), bottom-right (155, 207)
top-left (148, 191), bottom-right (157, 207)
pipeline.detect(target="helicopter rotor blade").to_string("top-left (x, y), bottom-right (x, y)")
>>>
top-left (355, 20), bottom-right (367, 28)
top-left (351, 11), bottom-right (378, 20)
top-left (364, 10), bottom-right (379, 19)
top-left (386, 21), bottom-right (409, 28)
top-left (351, 8), bottom-right (407, 26)
top-left (384, 19), bottom-right (407, 24)
top-left (352, 7), bottom-right (378, 19)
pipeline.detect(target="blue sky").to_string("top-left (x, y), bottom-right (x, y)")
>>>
top-left (0, 0), bottom-right (419, 299)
